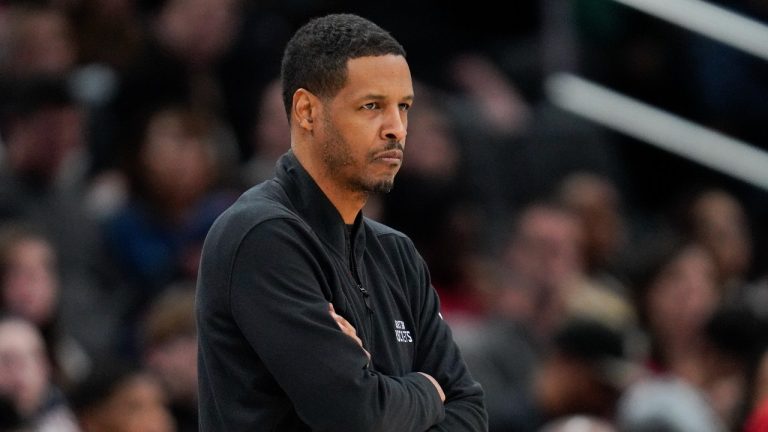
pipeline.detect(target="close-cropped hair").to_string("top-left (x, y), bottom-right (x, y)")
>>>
top-left (280, 13), bottom-right (406, 119)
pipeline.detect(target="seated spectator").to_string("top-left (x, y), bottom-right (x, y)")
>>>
top-left (534, 319), bottom-right (639, 427)
top-left (502, 202), bottom-right (634, 335)
top-left (557, 172), bottom-right (629, 295)
top-left (0, 78), bottom-right (111, 359)
top-left (69, 361), bottom-right (174, 432)
top-left (0, 223), bottom-right (90, 386)
top-left (141, 284), bottom-right (197, 432)
top-left (0, 4), bottom-right (77, 78)
top-left (105, 106), bottom-right (237, 305)
top-left (0, 314), bottom-right (78, 431)
top-left (631, 236), bottom-right (721, 384)
top-left (684, 188), bottom-right (752, 296)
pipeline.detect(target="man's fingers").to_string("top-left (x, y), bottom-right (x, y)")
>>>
top-left (331, 311), bottom-right (354, 333)
top-left (329, 305), bottom-right (368, 355)
top-left (329, 304), bottom-right (357, 336)
top-left (418, 372), bottom-right (446, 402)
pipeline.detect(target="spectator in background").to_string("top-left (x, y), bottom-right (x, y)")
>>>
top-left (112, 0), bottom-right (256, 163)
top-left (0, 3), bottom-right (77, 78)
top-left (625, 234), bottom-right (745, 428)
top-left (69, 361), bottom-right (174, 432)
top-left (141, 284), bottom-right (197, 432)
top-left (632, 236), bottom-right (721, 383)
top-left (0, 78), bottom-right (111, 360)
top-left (625, 227), bottom-right (760, 431)
top-left (68, 0), bottom-right (144, 72)
top-left (66, 0), bottom-right (146, 180)
top-left (0, 223), bottom-right (90, 386)
top-left (104, 106), bottom-right (237, 340)
top-left (534, 319), bottom-right (638, 429)
top-left (502, 202), bottom-right (633, 335)
top-left (684, 188), bottom-right (752, 296)
top-left (455, 202), bottom-right (633, 432)
top-left (558, 172), bottom-right (629, 295)
top-left (0, 79), bottom-right (87, 195)
top-left (0, 315), bottom-right (79, 431)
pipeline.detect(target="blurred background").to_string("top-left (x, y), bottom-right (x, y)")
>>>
top-left (0, 0), bottom-right (768, 431)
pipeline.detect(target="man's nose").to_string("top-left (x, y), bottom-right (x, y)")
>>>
top-left (381, 107), bottom-right (407, 142)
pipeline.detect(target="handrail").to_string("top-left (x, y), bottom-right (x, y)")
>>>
top-left (613, 0), bottom-right (768, 61)
top-left (546, 73), bottom-right (768, 191)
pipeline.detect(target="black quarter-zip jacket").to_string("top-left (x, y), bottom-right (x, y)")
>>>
top-left (197, 151), bottom-right (487, 431)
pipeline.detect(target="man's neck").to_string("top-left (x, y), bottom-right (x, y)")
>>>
top-left (317, 179), bottom-right (366, 224)
top-left (293, 150), bottom-right (366, 224)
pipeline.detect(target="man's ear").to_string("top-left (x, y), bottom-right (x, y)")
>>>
top-left (292, 88), bottom-right (317, 131)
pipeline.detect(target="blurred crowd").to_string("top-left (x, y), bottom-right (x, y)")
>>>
top-left (0, 0), bottom-right (767, 431)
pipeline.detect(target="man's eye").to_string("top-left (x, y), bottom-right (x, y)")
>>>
top-left (399, 103), bottom-right (411, 111)
top-left (362, 102), bottom-right (378, 110)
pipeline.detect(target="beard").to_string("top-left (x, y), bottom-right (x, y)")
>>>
top-left (320, 116), bottom-right (400, 194)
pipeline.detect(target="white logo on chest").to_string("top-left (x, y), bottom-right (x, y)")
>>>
top-left (394, 320), bottom-right (413, 343)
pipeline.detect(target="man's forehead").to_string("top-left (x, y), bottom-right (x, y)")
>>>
top-left (341, 55), bottom-right (414, 98)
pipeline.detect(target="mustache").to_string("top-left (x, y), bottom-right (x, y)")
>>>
top-left (382, 140), bottom-right (404, 152)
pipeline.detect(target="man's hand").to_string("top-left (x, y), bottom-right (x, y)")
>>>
top-left (418, 372), bottom-right (445, 402)
top-left (330, 304), bottom-right (371, 362)
top-left (330, 304), bottom-right (444, 403)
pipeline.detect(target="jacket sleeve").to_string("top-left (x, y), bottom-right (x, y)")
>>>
top-left (410, 248), bottom-right (489, 431)
top-left (229, 219), bottom-right (444, 432)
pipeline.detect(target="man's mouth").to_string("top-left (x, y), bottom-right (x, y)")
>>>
top-left (374, 149), bottom-right (403, 164)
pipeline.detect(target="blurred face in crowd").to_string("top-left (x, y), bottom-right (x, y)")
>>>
top-left (81, 373), bottom-right (175, 432)
top-left (506, 206), bottom-right (585, 290)
top-left (156, 0), bottom-right (240, 66)
top-left (690, 190), bottom-right (751, 283)
top-left (304, 55), bottom-right (413, 195)
top-left (1, 237), bottom-right (58, 326)
top-left (0, 319), bottom-right (50, 417)
top-left (6, 6), bottom-right (76, 76)
top-left (145, 334), bottom-right (198, 405)
top-left (646, 245), bottom-right (719, 343)
top-left (559, 173), bottom-right (626, 270)
top-left (140, 110), bottom-right (217, 209)
top-left (6, 106), bottom-right (84, 184)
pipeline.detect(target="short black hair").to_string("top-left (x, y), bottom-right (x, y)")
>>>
top-left (68, 360), bottom-right (142, 415)
top-left (280, 13), bottom-right (406, 119)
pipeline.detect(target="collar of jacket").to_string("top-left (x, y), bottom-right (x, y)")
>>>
top-left (274, 151), bottom-right (366, 264)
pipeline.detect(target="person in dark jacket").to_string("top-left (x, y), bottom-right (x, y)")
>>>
top-left (196, 13), bottom-right (487, 431)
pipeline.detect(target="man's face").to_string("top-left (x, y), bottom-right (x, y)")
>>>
top-left (316, 55), bottom-right (413, 194)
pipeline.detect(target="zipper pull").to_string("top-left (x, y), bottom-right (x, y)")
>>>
top-left (358, 285), bottom-right (374, 313)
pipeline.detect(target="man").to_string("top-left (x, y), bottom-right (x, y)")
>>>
top-left (196, 13), bottom-right (487, 431)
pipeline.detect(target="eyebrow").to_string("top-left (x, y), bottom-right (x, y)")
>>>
top-left (358, 94), bottom-right (415, 102)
